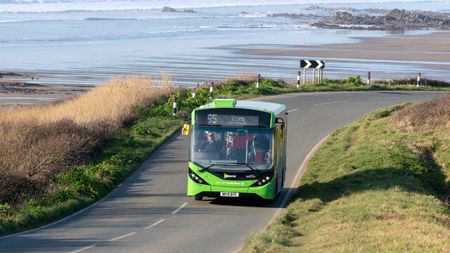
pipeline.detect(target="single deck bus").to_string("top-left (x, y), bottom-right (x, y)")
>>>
top-left (184, 99), bottom-right (287, 201)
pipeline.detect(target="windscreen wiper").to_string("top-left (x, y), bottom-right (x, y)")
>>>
top-left (232, 162), bottom-right (259, 172)
top-left (202, 161), bottom-right (259, 172)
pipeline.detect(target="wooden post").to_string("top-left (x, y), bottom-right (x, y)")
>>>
top-left (303, 68), bottom-right (307, 85)
top-left (313, 69), bottom-right (316, 84)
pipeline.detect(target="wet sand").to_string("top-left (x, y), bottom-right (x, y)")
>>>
top-left (2, 31), bottom-right (450, 107)
top-left (241, 31), bottom-right (450, 71)
top-left (0, 78), bottom-right (84, 107)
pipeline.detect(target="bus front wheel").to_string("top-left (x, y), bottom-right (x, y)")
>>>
top-left (194, 195), bottom-right (203, 201)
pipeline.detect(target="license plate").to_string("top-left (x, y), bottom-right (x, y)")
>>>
top-left (220, 192), bottom-right (239, 197)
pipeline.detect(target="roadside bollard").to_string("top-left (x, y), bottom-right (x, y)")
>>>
top-left (209, 85), bottom-right (213, 99)
top-left (256, 74), bottom-right (261, 89)
top-left (417, 72), bottom-right (421, 87)
top-left (297, 71), bottom-right (301, 88)
top-left (192, 88), bottom-right (196, 99)
top-left (172, 100), bottom-right (177, 116)
top-left (367, 71), bottom-right (371, 85)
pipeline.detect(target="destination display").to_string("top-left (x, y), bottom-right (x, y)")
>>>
top-left (206, 114), bottom-right (259, 126)
top-left (195, 108), bottom-right (271, 128)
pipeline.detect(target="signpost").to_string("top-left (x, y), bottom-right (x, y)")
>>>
top-left (300, 60), bottom-right (325, 84)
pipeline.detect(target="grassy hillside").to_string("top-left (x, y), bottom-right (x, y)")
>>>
top-left (1, 75), bottom-right (449, 236)
top-left (242, 95), bottom-right (450, 252)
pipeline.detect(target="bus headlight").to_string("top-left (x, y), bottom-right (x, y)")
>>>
top-left (251, 175), bottom-right (272, 187)
top-left (188, 168), bottom-right (209, 185)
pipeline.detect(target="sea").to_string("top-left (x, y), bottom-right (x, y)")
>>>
top-left (0, 0), bottom-right (450, 88)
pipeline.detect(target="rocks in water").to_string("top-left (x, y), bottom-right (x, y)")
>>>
top-left (162, 6), bottom-right (195, 13)
top-left (314, 9), bottom-right (450, 30)
top-left (162, 6), bottom-right (177, 12)
top-left (268, 13), bottom-right (320, 19)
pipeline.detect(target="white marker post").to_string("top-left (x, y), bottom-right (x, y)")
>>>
top-left (256, 74), bottom-right (260, 89)
top-left (209, 85), bottom-right (213, 99)
top-left (367, 71), bottom-right (371, 85)
top-left (296, 71), bottom-right (301, 88)
top-left (172, 100), bottom-right (177, 116)
top-left (192, 88), bottom-right (196, 98)
top-left (417, 72), bottom-right (421, 87)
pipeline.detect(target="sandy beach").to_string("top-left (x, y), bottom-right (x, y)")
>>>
top-left (241, 31), bottom-right (450, 71)
top-left (2, 31), bottom-right (450, 106)
top-left (0, 79), bottom-right (86, 107)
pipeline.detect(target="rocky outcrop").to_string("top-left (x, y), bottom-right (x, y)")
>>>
top-left (314, 9), bottom-right (450, 30)
top-left (268, 13), bottom-right (320, 19)
top-left (162, 6), bottom-right (195, 13)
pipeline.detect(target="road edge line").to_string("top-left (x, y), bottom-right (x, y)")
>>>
top-left (270, 133), bottom-right (330, 225)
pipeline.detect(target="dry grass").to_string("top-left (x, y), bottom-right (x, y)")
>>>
top-left (0, 76), bottom-right (174, 127)
top-left (394, 93), bottom-right (450, 135)
top-left (0, 76), bottom-right (175, 205)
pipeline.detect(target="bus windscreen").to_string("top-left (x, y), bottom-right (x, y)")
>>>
top-left (191, 127), bottom-right (273, 171)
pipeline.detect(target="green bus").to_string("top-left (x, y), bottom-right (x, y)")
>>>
top-left (186, 99), bottom-right (287, 201)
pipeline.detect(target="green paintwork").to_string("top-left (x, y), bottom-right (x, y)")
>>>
top-left (187, 162), bottom-right (275, 200)
top-left (212, 99), bottom-right (237, 108)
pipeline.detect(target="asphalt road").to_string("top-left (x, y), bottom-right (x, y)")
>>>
top-left (0, 91), bottom-right (445, 253)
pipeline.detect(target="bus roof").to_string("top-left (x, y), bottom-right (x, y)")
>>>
top-left (200, 99), bottom-right (286, 116)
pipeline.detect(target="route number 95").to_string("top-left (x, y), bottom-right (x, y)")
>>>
top-left (207, 114), bottom-right (218, 125)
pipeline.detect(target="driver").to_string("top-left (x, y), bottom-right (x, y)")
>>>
top-left (201, 131), bottom-right (219, 152)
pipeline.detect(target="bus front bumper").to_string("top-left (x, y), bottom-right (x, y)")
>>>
top-left (187, 177), bottom-right (275, 200)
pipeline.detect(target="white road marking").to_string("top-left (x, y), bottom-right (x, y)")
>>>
top-left (108, 232), bottom-right (136, 242)
top-left (69, 244), bottom-right (96, 253)
top-left (269, 134), bottom-right (330, 224)
top-left (171, 202), bottom-right (188, 214)
top-left (287, 108), bottom-right (298, 113)
top-left (145, 219), bottom-right (165, 229)
top-left (313, 101), bottom-right (348, 107)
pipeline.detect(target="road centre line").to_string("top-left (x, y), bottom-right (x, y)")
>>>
top-left (313, 100), bottom-right (348, 107)
top-left (171, 202), bottom-right (189, 214)
top-left (287, 108), bottom-right (298, 113)
top-left (108, 232), bottom-right (136, 242)
top-left (145, 219), bottom-right (165, 229)
top-left (68, 244), bottom-right (96, 253)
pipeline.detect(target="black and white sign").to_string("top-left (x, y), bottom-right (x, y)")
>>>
top-left (300, 60), bottom-right (325, 69)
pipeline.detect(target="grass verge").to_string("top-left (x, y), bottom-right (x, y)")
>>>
top-left (1, 75), bottom-right (449, 236)
top-left (242, 96), bottom-right (450, 252)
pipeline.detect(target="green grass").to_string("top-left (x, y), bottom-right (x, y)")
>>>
top-left (242, 105), bottom-right (450, 253)
top-left (1, 75), bottom-right (450, 236)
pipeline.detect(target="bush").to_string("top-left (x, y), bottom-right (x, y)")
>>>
top-left (345, 75), bottom-right (365, 86)
top-left (0, 120), bottom-right (110, 204)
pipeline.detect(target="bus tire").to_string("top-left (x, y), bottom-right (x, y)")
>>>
top-left (194, 195), bottom-right (203, 201)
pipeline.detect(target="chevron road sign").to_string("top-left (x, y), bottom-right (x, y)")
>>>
top-left (300, 59), bottom-right (325, 85)
top-left (300, 60), bottom-right (325, 69)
